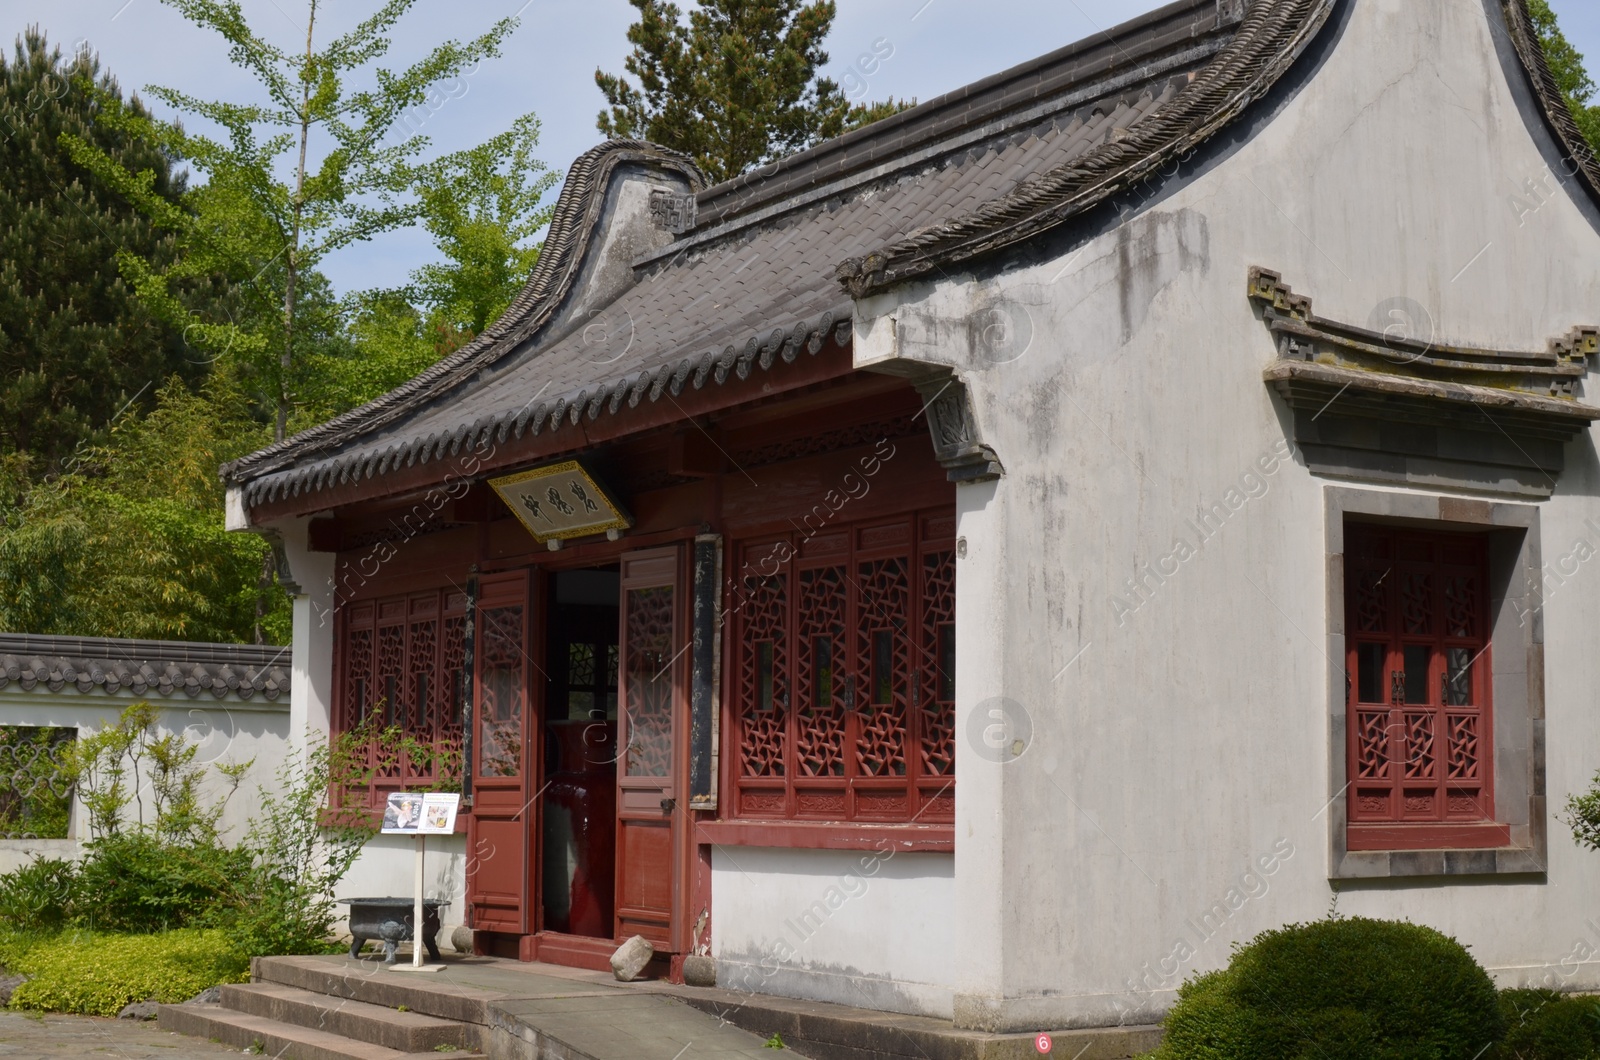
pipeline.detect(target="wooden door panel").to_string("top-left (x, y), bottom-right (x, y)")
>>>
top-left (615, 546), bottom-right (684, 951)
top-left (466, 570), bottom-right (533, 936)
top-left (618, 822), bottom-right (672, 913)
top-left (469, 815), bottom-right (527, 933)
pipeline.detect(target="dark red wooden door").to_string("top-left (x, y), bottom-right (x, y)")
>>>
top-left (468, 570), bottom-right (534, 934)
top-left (614, 547), bottom-right (685, 951)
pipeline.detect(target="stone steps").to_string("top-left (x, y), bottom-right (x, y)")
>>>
top-left (156, 1002), bottom-right (485, 1060)
top-left (251, 955), bottom-right (503, 1025)
top-left (219, 982), bottom-right (477, 1053)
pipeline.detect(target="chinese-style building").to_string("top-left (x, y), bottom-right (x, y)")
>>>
top-left (225, 0), bottom-right (1600, 1030)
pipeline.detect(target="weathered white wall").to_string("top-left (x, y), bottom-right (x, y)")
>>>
top-left (0, 686), bottom-right (469, 936)
top-left (855, 0), bottom-right (1600, 1031)
top-left (337, 832), bottom-right (469, 934)
top-left (279, 514), bottom-right (336, 757)
top-left (0, 839), bottom-right (77, 877)
top-left (711, 847), bottom-right (956, 1017)
top-left (0, 692), bottom-right (290, 857)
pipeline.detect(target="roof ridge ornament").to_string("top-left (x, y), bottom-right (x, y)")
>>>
top-left (221, 139), bottom-right (705, 490)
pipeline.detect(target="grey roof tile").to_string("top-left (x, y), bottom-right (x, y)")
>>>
top-left (0, 634), bottom-right (290, 702)
top-left (227, 0), bottom-right (1340, 511)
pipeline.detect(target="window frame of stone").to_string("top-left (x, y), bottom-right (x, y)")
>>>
top-left (1325, 487), bottom-right (1546, 878)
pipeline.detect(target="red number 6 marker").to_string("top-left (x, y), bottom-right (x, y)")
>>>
top-left (1034, 1032), bottom-right (1052, 1054)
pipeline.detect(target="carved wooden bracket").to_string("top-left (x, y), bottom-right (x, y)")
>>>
top-left (1249, 267), bottom-right (1600, 497)
top-left (911, 372), bottom-right (1005, 484)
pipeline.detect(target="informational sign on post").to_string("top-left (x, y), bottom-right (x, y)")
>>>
top-left (378, 792), bottom-right (460, 970)
top-left (381, 791), bottom-right (460, 834)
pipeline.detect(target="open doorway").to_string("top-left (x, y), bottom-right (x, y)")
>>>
top-left (540, 567), bottom-right (620, 939)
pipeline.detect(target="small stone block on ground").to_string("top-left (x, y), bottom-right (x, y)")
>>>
top-left (610, 935), bottom-right (654, 982)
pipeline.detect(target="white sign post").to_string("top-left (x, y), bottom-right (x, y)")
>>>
top-left (381, 792), bottom-right (461, 971)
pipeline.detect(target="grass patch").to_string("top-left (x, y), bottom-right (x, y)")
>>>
top-left (5, 928), bottom-right (248, 1016)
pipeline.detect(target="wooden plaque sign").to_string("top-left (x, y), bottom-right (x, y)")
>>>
top-left (489, 460), bottom-right (631, 543)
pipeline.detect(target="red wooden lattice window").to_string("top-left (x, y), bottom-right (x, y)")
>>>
top-left (337, 589), bottom-right (469, 806)
top-left (1344, 524), bottom-right (1508, 850)
top-left (730, 509), bottom-right (955, 823)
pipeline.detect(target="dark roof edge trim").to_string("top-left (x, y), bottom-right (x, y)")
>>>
top-left (222, 141), bottom-right (706, 489)
top-left (0, 633), bottom-right (287, 667)
top-left (240, 312), bottom-right (856, 510)
top-left (691, 0), bottom-right (1231, 226)
top-left (834, 0), bottom-right (1336, 299)
top-left (1500, 0), bottom-right (1600, 211)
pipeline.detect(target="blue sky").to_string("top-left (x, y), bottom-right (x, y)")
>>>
top-left (8, 0), bottom-right (1600, 298)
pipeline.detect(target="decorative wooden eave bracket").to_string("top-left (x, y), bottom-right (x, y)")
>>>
top-left (1249, 266), bottom-right (1600, 498)
top-left (911, 371), bottom-right (1005, 484)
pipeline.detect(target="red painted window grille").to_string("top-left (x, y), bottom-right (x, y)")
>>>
top-left (1344, 524), bottom-right (1506, 850)
top-left (730, 509), bottom-right (955, 823)
top-left (336, 589), bottom-right (469, 807)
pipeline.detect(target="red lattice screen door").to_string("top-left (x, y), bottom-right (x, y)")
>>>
top-left (615, 546), bottom-right (687, 952)
top-left (468, 570), bottom-right (534, 934)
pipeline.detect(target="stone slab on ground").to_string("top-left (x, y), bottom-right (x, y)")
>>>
top-left (0, 1010), bottom-right (245, 1057)
top-left (667, 985), bottom-right (1164, 1060)
top-left (244, 953), bottom-right (1164, 1060)
top-left (492, 993), bottom-right (779, 1060)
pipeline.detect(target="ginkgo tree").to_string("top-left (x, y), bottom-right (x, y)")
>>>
top-left (64, 0), bottom-right (541, 442)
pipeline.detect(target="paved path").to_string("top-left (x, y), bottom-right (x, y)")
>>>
top-left (0, 1012), bottom-right (245, 1058)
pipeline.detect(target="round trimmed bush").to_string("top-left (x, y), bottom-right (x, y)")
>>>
top-left (1495, 988), bottom-right (1600, 1059)
top-left (1146, 917), bottom-right (1503, 1060)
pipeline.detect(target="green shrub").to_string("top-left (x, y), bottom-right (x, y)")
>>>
top-left (1146, 917), bottom-right (1503, 1060)
top-left (71, 832), bottom-right (250, 933)
top-left (0, 857), bottom-right (78, 930)
top-left (6, 929), bottom-right (248, 1016)
top-left (1495, 988), bottom-right (1600, 1060)
top-left (0, 926), bottom-right (49, 974)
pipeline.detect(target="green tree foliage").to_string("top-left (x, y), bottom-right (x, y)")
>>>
top-left (297, 114), bottom-right (561, 424)
top-left (408, 114), bottom-right (560, 337)
top-left (0, 373), bottom-right (288, 643)
top-left (1529, 0), bottom-right (1600, 153)
top-left (596, 0), bottom-right (911, 183)
top-left (62, 0), bottom-right (531, 441)
top-left (0, 30), bottom-right (222, 478)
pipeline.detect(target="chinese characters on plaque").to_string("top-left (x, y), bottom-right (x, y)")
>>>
top-left (488, 460), bottom-right (631, 544)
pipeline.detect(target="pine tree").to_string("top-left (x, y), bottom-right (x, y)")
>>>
top-left (0, 30), bottom-right (216, 477)
top-left (596, 0), bottom-right (910, 184)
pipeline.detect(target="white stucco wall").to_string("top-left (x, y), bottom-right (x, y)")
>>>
top-left (0, 691), bottom-right (291, 870)
top-left (711, 846), bottom-right (956, 1017)
top-left (0, 686), bottom-right (470, 935)
top-left (854, 0), bottom-right (1600, 1031)
top-left (337, 832), bottom-right (469, 934)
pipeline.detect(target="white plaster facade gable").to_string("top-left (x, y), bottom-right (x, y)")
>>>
top-left (852, 0), bottom-right (1600, 1032)
top-left (220, 0), bottom-right (1600, 1033)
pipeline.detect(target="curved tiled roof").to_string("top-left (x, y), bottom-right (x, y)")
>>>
top-left (222, 141), bottom-right (706, 492)
top-left (0, 634), bottom-right (290, 702)
top-left (227, 0), bottom-right (1342, 513)
top-left (835, 0), bottom-right (1335, 295)
top-left (1500, 0), bottom-right (1600, 211)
